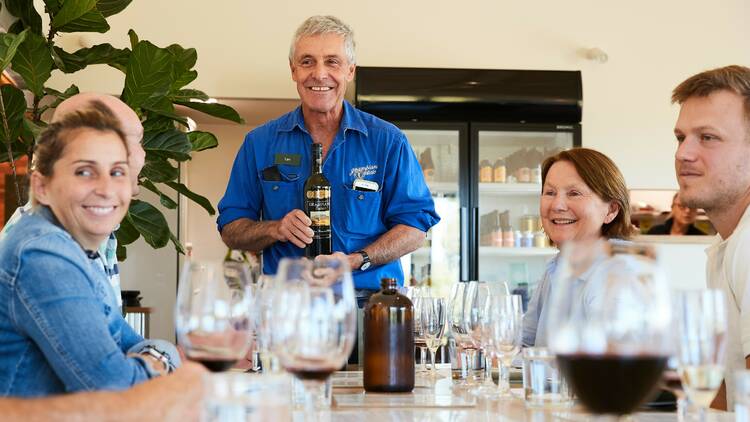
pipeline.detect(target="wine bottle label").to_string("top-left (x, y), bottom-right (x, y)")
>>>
top-left (306, 187), bottom-right (331, 239)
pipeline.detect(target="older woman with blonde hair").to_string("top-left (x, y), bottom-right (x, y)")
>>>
top-left (0, 103), bottom-right (179, 397)
top-left (522, 147), bottom-right (633, 347)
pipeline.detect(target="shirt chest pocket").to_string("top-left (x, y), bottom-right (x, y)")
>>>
top-left (339, 186), bottom-right (385, 237)
top-left (260, 180), bottom-right (302, 220)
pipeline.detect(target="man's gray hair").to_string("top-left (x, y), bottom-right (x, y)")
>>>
top-left (289, 15), bottom-right (356, 65)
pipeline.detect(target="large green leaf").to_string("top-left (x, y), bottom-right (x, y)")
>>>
top-left (125, 199), bottom-right (170, 248)
top-left (168, 231), bottom-right (185, 255)
top-left (174, 100), bottom-right (244, 124)
top-left (0, 29), bottom-right (29, 73)
top-left (52, 44), bottom-right (130, 73)
top-left (6, 0), bottom-right (43, 35)
top-left (127, 29), bottom-right (139, 50)
top-left (0, 85), bottom-right (27, 145)
top-left (165, 181), bottom-right (216, 215)
top-left (141, 96), bottom-right (188, 127)
top-left (55, 9), bottom-right (109, 33)
top-left (12, 32), bottom-right (54, 97)
top-left (20, 117), bottom-right (45, 146)
top-left (115, 213), bottom-right (140, 246)
top-left (170, 88), bottom-right (208, 102)
top-left (140, 158), bottom-right (178, 183)
top-left (0, 139), bottom-right (28, 163)
top-left (142, 115), bottom-right (177, 134)
top-left (142, 129), bottom-right (191, 161)
top-left (43, 0), bottom-right (62, 15)
top-left (46, 84), bottom-right (80, 108)
top-left (50, 0), bottom-right (97, 30)
top-left (187, 131), bottom-right (218, 152)
top-left (97, 0), bottom-right (132, 17)
top-left (140, 179), bottom-right (178, 209)
top-left (167, 44), bottom-right (197, 90)
top-left (122, 40), bottom-right (174, 109)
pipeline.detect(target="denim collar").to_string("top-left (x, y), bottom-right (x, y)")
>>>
top-left (276, 100), bottom-right (368, 138)
top-left (33, 205), bottom-right (100, 260)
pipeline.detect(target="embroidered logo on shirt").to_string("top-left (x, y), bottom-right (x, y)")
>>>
top-left (349, 164), bottom-right (378, 178)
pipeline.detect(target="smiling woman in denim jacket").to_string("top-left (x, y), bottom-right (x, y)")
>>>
top-left (0, 104), bottom-right (180, 397)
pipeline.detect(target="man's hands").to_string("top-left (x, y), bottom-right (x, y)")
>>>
top-left (273, 209), bottom-right (314, 248)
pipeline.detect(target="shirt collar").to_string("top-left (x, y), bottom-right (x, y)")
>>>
top-left (276, 101), bottom-right (368, 137)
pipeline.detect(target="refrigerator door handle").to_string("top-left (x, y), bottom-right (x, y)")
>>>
top-left (471, 206), bottom-right (479, 280)
top-left (460, 206), bottom-right (469, 282)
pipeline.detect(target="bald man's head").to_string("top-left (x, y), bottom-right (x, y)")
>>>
top-left (52, 93), bottom-right (145, 195)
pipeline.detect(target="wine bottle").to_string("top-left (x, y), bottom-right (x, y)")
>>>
top-left (304, 143), bottom-right (332, 257)
top-left (363, 278), bottom-right (415, 392)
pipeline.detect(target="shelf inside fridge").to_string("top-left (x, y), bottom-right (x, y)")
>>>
top-left (413, 246), bottom-right (557, 259)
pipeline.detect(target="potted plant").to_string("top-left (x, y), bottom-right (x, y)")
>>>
top-left (0, 0), bottom-right (243, 259)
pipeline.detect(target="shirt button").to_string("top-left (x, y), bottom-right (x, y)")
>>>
top-left (272, 185), bottom-right (279, 191)
top-left (357, 194), bottom-right (364, 200)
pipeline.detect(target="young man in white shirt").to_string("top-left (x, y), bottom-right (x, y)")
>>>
top-left (672, 65), bottom-right (750, 410)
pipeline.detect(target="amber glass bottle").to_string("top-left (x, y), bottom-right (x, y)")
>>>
top-left (363, 278), bottom-right (414, 392)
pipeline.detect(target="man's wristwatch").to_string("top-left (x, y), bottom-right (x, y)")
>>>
top-left (356, 250), bottom-right (371, 271)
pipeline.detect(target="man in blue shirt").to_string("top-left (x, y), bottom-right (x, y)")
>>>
top-left (217, 15), bottom-right (439, 300)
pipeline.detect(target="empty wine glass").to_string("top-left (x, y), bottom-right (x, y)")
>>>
top-left (420, 297), bottom-right (447, 378)
top-left (251, 275), bottom-right (280, 374)
top-left (410, 287), bottom-right (429, 377)
top-left (175, 260), bottom-right (253, 372)
top-left (272, 256), bottom-right (356, 409)
top-left (484, 294), bottom-right (523, 398)
top-left (449, 281), bottom-right (482, 387)
top-left (673, 289), bottom-right (727, 422)
top-left (546, 239), bottom-right (672, 417)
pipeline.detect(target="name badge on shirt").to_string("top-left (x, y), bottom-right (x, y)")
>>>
top-left (274, 153), bottom-right (301, 167)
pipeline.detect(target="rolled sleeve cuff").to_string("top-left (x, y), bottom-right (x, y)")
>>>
top-left (389, 211), bottom-right (440, 233)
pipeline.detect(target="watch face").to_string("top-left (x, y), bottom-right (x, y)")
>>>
top-left (361, 261), bottom-right (371, 270)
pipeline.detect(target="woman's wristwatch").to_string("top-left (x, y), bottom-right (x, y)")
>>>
top-left (141, 345), bottom-right (172, 373)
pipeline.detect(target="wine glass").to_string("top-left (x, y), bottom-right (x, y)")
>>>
top-left (410, 287), bottom-right (430, 377)
top-left (420, 297), bottom-right (447, 378)
top-left (175, 260), bottom-right (253, 372)
top-left (546, 239), bottom-right (672, 417)
top-left (251, 275), bottom-right (281, 373)
top-left (484, 294), bottom-right (523, 398)
top-left (449, 281), bottom-right (481, 386)
top-left (673, 289), bottom-right (727, 422)
top-left (272, 256), bottom-right (356, 409)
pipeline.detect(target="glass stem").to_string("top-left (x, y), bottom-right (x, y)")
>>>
top-left (484, 354), bottom-right (493, 386)
top-left (420, 346), bottom-right (428, 372)
top-left (497, 359), bottom-right (510, 392)
top-left (429, 347), bottom-right (437, 372)
top-left (465, 349), bottom-right (477, 383)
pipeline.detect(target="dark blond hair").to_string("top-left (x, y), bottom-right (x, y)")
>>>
top-left (541, 148), bottom-right (632, 240)
top-left (672, 65), bottom-right (750, 126)
top-left (33, 101), bottom-right (128, 177)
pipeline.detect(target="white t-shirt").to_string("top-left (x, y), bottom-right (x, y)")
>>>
top-left (705, 204), bottom-right (750, 408)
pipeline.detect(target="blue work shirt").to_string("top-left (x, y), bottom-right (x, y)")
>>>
top-left (217, 101), bottom-right (440, 290)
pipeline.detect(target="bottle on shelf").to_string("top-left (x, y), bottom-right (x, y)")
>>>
top-left (303, 143), bottom-right (332, 258)
top-left (479, 159), bottom-right (493, 183)
top-left (363, 278), bottom-right (415, 392)
top-left (502, 225), bottom-right (515, 248)
top-left (493, 156), bottom-right (506, 183)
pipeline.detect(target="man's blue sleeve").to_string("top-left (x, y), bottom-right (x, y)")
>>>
top-left (217, 133), bottom-right (262, 231)
top-left (381, 133), bottom-right (440, 232)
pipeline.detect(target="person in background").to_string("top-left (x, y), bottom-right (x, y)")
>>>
top-left (1, 92), bottom-right (146, 312)
top-left (217, 15), bottom-right (439, 306)
top-left (0, 361), bottom-right (205, 422)
top-left (0, 104), bottom-right (178, 397)
top-left (647, 192), bottom-right (707, 235)
top-left (671, 65), bottom-right (750, 410)
top-left (522, 148), bottom-right (633, 347)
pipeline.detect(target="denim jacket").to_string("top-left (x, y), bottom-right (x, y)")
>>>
top-left (0, 206), bottom-right (170, 397)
